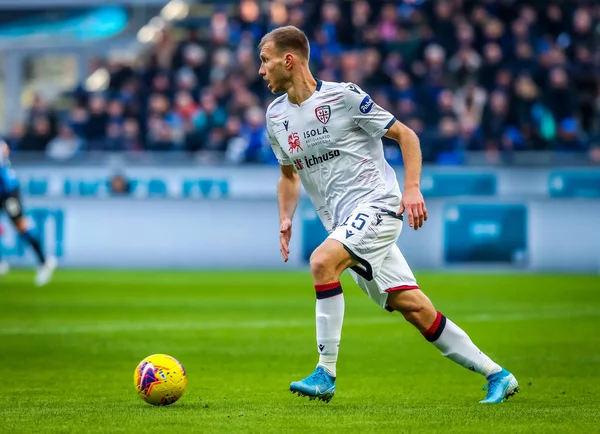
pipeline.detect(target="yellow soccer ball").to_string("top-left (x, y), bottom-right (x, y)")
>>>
top-left (134, 354), bottom-right (187, 406)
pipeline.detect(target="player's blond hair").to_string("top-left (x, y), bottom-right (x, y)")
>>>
top-left (258, 25), bottom-right (310, 60)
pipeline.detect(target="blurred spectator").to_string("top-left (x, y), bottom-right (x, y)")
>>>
top-left (569, 45), bottom-right (599, 131)
top-left (26, 95), bottom-right (58, 138)
top-left (107, 99), bottom-right (125, 125)
top-left (511, 42), bottom-right (537, 75)
top-left (448, 46), bottom-right (482, 86)
top-left (435, 117), bottom-right (464, 164)
top-left (239, 105), bottom-right (267, 161)
top-left (123, 118), bottom-right (142, 151)
top-left (542, 4), bottom-right (565, 40)
top-left (46, 124), bottom-right (84, 161)
top-left (512, 74), bottom-right (542, 142)
top-left (107, 57), bottom-right (135, 92)
top-left (431, 0), bottom-right (457, 56)
top-left (454, 82), bottom-right (487, 133)
top-left (85, 94), bottom-right (109, 147)
top-left (187, 91), bottom-right (227, 152)
top-left (544, 68), bottom-right (576, 122)
top-left (104, 122), bottom-right (126, 152)
top-left (20, 116), bottom-right (52, 152)
top-left (480, 43), bottom-right (504, 91)
top-left (67, 106), bottom-right (89, 138)
top-left (555, 118), bottom-right (587, 152)
top-left (5, 123), bottom-right (25, 150)
top-left (426, 89), bottom-right (457, 127)
top-left (481, 91), bottom-right (510, 150)
top-left (145, 93), bottom-right (183, 151)
top-left (362, 48), bottom-right (391, 93)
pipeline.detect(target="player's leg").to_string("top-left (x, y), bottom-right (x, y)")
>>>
top-left (291, 205), bottom-right (400, 402)
top-left (6, 192), bottom-right (56, 286)
top-left (13, 216), bottom-right (45, 265)
top-left (387, 289), bottom-right (504, 375)
top-left (383, 246), bottom-right (518, 403)
top-left (290, 238), bottom-right (355, 402)
top-left (311, 238), bottom-right (355, 375)
top-left (0, 219), bottom-right (8, 275)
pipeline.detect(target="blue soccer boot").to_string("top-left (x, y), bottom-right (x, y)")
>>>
top-left (290, 366), bottom-right (336, 403)
top-left (480, 368), bottom-right (519, 404)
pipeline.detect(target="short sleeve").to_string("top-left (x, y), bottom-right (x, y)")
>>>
top-left (266, 117), bottom-right (293, 166)
top-left (343, 83), bottom-right (396, 140)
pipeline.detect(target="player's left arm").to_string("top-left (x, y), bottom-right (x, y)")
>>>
top-left (342, 83), bottom-right (426, 229)
top-left (384, 121), bottom-right (427, 230)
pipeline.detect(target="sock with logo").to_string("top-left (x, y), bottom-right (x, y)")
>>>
top-left (423, 311), bottom-right (502, 378)
top-left (315, 282), bottom-right (344, 377)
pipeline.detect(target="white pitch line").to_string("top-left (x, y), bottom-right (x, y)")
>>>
top-left (0, 310), bottom-right (598, 336)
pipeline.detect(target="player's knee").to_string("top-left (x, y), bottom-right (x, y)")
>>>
top-left (309, 252), bottom-right (333, 280)
top-left (387, 291), bottom-right (436, 330)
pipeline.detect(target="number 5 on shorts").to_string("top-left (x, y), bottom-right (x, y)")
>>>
top-left (351, 213), bottom-right (369, 230)
top-left (341, 212), bottom-right (370, 230)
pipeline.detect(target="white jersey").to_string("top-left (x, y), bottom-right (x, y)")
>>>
top-left (266, 79), bottom-right (402, 232)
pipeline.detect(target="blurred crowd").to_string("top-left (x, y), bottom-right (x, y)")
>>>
top-left (5, 0), bottom-right (600, 164)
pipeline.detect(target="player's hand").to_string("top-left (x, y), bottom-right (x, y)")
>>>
top-left (279, 218), bottom-right (292, 262)
top-left (398, 187), bottom-right (427, 230)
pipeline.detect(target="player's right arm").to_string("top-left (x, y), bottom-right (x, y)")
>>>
top-left (278, 164), bottom-right (300, 262)
top-left (265, 106), bottom-right (300, 262)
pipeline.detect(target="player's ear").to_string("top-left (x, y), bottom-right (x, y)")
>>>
top-left (284, 53), bottom-right (294, 69)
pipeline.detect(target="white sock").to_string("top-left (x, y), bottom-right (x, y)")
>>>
top-left (425, 312), bottom-right (502, 378)
top-left (315, 282), bottom-right (344, 377)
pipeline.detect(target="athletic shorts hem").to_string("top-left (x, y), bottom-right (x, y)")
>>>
top-left (385, 285), bottom-right (420, 292)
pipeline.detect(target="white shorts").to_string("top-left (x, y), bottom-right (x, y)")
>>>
top-left (328, 204), bottom-right (418, 309)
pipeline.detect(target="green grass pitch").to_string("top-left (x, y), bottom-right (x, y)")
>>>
top-left (1, 271), bottom-right (599, 433)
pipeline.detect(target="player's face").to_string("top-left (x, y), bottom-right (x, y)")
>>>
top-left (258, 42), bottom-right (289, 94)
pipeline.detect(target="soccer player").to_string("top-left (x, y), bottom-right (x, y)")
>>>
top-left (0, 140), bottom-right (57, 285)
top-left (259, 26), bottom-right (518, 404)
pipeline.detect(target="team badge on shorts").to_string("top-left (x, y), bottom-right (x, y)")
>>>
top-left (315, 105), bottom-right (331, 124)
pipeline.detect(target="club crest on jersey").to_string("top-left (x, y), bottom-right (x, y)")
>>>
top-left (288, 132), bottom-right (303, 154)
top-left (315, 105), bottom-right (331, 124)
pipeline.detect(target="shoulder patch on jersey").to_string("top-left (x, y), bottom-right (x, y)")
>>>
top-left (359, 95), bottom-right (374, 114)
top-left (346, 83), bottom-right (361, 94)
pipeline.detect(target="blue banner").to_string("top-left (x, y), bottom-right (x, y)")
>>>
top-left (421, 173), bottom-right (497, 197)
top-left (444, 203), bottom-right (527, 264)
top-left (549, 171), bottom-right (600, 198)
